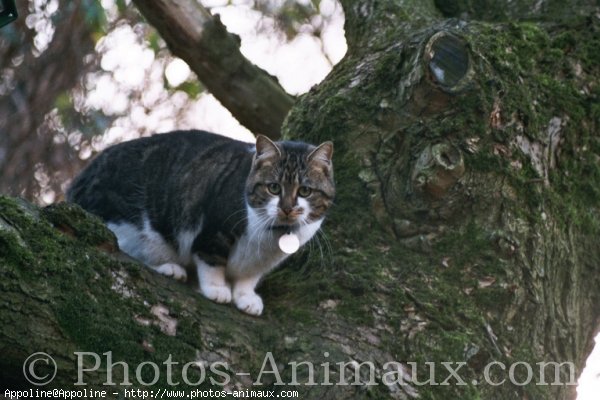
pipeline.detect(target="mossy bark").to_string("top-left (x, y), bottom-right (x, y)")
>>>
top-left (284, 1), bottom-right (600, 398)
top-left (1, 1), bottom-right (599, 399)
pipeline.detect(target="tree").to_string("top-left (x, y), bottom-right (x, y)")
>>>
top-left (1, 0), bottom-right (599, 399)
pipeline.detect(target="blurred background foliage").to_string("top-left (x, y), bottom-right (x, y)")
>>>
top-left (0, 0), bottom-right (344, 203)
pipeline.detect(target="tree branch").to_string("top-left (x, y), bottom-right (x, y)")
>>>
top-left (433, 0), bottom-right (598, 21)
top-left (339, 0), bottom-right (440, 50)
top-left (132, 0), bottom-right (295, 140)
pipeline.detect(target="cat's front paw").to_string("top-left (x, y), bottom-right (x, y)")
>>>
top-left (155, 263), bottom-right (187, 281)
top-left (200, 284), bottom-right (232, 304)
top-left (234, 292), bottom-right (264, 316)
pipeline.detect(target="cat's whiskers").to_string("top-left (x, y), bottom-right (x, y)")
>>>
top-left (224, 206), bottom-right (247, 224)
top-left (251, 215), bottom-right (270, 257)
top-left (228, 208), bottom-right (250, 233)
top-left (244, 213), bottom-right (262, 243)
top-left (299, 216), bottom-right (332, 270)
top-left (303, 219), bottom-right (322, 266)
top-left (314, 229), bottom-right (334, 269)
top-left (261, 214), bottom-right (278, 252)
top-left (301, 220), bottom-right (323, 262)
top-left (243, 207), bottom-right (273, 259)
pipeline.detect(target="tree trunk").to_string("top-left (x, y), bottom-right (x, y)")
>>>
top-left (1, 1), bottom-right (599, 399)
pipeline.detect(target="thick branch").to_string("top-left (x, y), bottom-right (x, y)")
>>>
top-left (0, 198), bottom-right (399, 399)
top-left (284, 6), bottom-right (600, 398)
top-left (433, 0), bottom-right (598, 21)
top-left (339, 0), bottom-right (440, 50)
top-left (132, 0), bottom-right (295, 139)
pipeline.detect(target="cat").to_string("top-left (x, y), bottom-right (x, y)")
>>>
top-left (67, 130), bottom-right (334, 315)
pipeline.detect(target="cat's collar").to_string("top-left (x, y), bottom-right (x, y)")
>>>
top-left (269, 224), bottom-right (298, 234)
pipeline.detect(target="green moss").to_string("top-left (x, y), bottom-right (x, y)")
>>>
top-left (55, 289), bottom-right (145, 356)
top-left (0, 222), bottom-right (35, 269)
top-left (462, 19), bottom-right (600, 238)
top-left (0, 195), bottom-right (189, 386)
top-left (42, 202), bottom-right (117, 249)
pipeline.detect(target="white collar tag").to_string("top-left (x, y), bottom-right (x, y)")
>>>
top-left (278, 232), bottom-right (300, 254)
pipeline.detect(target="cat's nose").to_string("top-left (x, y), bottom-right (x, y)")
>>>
top-left (282, 207), bottom-right (293, 215)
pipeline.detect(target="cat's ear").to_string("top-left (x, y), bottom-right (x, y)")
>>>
top-left (308, 141), bottom-right (333, 167)
top-left (255, 135), bottom-right (281, 163)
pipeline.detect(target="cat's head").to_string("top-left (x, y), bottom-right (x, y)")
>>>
top-left (245, 135), bottom-right (335, 230)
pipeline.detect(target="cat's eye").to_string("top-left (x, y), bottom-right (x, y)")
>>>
top-left (267, 183), bottom-right (281, 195)
top-left (298, 186), bottom-right (312, 197)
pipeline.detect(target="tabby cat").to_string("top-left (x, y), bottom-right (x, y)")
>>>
top-left (67, 130), bottom-right (334, 315)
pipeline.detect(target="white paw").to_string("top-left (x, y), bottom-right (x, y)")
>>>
top-left (155, 263), bottom-right (187, 281)
top-left (200, 284), bottom-right (232, 304)
top-left (234, 292), bottom-right (264, 316)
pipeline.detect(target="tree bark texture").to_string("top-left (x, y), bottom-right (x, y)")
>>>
top-left (1, 1), bottom-right (599, 399)
top-left (132, 0), bottom-right (295, 140)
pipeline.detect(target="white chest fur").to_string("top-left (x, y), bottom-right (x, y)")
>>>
top-left (226, 208), bottom-right (322, 279)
